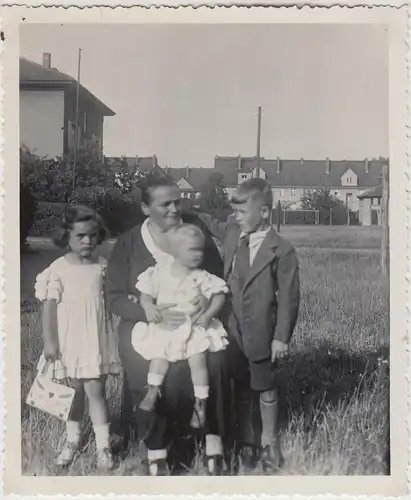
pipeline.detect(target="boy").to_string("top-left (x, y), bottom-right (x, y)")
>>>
top-left (223, 178), bottom-right (300, 473)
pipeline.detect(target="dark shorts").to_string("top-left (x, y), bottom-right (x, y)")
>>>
top-left (227, 334), bottom-right (277, 393)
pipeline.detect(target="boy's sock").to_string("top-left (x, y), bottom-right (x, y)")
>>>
top-left (259, 396), bottom-right (279, 449)
top-left (66, 420), bottom-right (81, 444)
top-left (93, 423), bottom-right (110, 450)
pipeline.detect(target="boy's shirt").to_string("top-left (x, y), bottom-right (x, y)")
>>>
top-left (235, 227), bottom-right (271, 267)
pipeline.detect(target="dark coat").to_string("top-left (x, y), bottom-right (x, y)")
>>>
top-left (223, 226), bottom-right (300, 362)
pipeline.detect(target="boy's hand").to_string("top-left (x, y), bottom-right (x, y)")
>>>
top-left (271, 339), bottom-right (289, 362)
top-left (43, 339), bottom-right (60, 362)
top-left (144, 303), bottom-right (162, 323)
top-left (195, 313), bottom-right (212, 329)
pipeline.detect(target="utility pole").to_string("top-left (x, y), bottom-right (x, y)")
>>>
top-left (256, 106), bottom-right (262, 178)
top-left (72, 48), bottom-right (82, 194)
top-left (381, 163), bottom-right (389, 277)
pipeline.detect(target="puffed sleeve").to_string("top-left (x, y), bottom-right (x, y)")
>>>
top-left (135, 265), bottom-right (160, 299)
top-left (198, 270), bottom-right (229, 300)
top-left (34, 264), bottom-right (63, 302)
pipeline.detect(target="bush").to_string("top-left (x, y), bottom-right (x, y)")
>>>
top-left (20, 183), bottom-right (37, 246)
top-left (30, 201), bottom-right (65, 237)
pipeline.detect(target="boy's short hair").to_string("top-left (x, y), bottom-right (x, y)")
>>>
top-left (52, 204), bottom-right (109, 248)
top-left (168, 223), bottom-right (205, 247)
top-left (231, 178), bottom-right (273, 209)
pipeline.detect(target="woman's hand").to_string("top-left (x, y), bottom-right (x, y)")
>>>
top-left (43, 339), bottom-right (60, 362)
top-left (144, 303), bottom-right (162, 323)
top-left (157, 303), bottom-right (186, 329)
top-left (190, 294), bottom-right (209, 326)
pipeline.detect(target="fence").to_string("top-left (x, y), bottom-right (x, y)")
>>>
top-left (271, 206), bottom-right (360, 226)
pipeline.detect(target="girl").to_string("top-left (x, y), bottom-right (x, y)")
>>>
top-left (34, 205), bottom-right (121, 471)
top-left (131, 224), bottom-right (229, 429)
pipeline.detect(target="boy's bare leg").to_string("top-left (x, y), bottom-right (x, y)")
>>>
top-left (139, 358), bottom-right (169, 412)
top-left (259, 388), bottom-right (284, 472)
top-left (188, 352), bottom-right (209, 428)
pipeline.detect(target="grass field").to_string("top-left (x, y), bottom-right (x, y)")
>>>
top-left (21, 226), bottom-right (389, 476)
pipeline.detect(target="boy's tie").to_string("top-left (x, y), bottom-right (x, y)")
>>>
top-left (234, 234), bottom-right (250, 287)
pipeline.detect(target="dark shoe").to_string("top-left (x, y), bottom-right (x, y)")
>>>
top-left (261, 443), bottom-right (284, 474)
top-left (139, 385), bottom-right (161, 412)
top-left (233, 445), bottom-right (259, 474)
top-left (190, 398), bottom-right (206, 429)
top-left (148, 458), bottom-right (169, 476)
top-left (205, 454), bottom-right (223, 476)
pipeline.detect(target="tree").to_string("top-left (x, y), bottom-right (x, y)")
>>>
top-left (300, 187), bottom-right (351, 225)
top-left (198, 172), bottom-right (230, 211)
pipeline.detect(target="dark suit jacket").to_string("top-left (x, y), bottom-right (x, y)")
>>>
top-left (224, 226), bottom-right (300, 362)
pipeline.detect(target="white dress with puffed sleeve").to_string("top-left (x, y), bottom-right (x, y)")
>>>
top-left (35, 256), bottom-right (121, 380)
top-left (131, 262), bottom-right (229, 362)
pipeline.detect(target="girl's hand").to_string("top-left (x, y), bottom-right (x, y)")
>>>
top-left (144, 303), bottom-right (162, 323)
top-left (43, 339), bottom-right (60, 362)
top-left (271, 339), bottom-right (289, 362)
top-left (157, 303), bottom-right (186, 329)
top-left (190, 294), bottom-right (209, 326)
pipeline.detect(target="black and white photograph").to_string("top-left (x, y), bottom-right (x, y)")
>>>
top-left (5, 5), bottom-right (407, 493)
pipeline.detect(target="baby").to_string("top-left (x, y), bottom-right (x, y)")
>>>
top-left (131, 223), bottom-right (229, 428)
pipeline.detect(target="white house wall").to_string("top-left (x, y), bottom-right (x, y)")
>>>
top-left (20, 89), bottom-right (65, 158)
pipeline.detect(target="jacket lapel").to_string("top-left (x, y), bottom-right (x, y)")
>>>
top-left (243, 228), bottom-right (279, 289)
top-left (224, 227), bottom-right (241, 279)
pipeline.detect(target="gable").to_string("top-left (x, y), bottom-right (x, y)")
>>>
top-left (177, 177), bottom-right (194, 190)
top-left (340, 168), bottom-right (358, 186)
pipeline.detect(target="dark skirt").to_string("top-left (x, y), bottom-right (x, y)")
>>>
top-left (117, 319), bottom-right (232, 452)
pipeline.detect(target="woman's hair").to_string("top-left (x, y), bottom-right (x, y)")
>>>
top-left (231, 178), bottom-right (273, 209)
top-left (139, 176), bottom-right (179, 206)
top-left (52, 205), bottom-right (109, 248)
top-left (168, 223), bottom-right (205, 249)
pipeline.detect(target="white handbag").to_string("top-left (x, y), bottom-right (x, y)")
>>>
top-left (26, 360), bottom-right (75, 421)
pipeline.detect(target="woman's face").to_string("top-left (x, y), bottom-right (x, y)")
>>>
top-left (142, 185), bottom-right (182, 230)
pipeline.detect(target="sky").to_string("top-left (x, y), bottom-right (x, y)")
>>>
top-left (20, 23), bottom-right (389, 168)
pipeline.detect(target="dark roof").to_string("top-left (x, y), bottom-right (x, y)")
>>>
top-left (20, 57), bottom-right (115, 116)
top-left (358, 185), bottom-right (382, 199)
top-left (214, 156), bottom-right (387, 188)
top-left (106, 156), bottom-right (159, 172)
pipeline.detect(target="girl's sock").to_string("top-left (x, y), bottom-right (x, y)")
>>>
top-left (93, 423), bottom-right (110, 450)
top-left (193, 385), bottom-right (209, 400)
top-left (66, 420), bottom-right (81, 444)
top-left (147, 372), bottom-right (164, 386)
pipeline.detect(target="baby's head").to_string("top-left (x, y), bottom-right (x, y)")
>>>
top-left (168, 224), bottom-right (205, 269)
top-left (231, 178), bottom-right (273, 233)
top-left (53, 204), bottom-right (109, 257)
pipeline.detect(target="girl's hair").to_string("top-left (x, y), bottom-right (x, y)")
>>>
top-left (168, 223), bottom-right (205, 248)
top-left (139, 176), bottom-right (179, 206)
top-left (52, 205), bottom-right (109, 248)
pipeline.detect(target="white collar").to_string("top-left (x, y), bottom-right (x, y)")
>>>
top-left (240, 226), bottom-right (271, 243)
top-left (141, 218), bottom-right (175, 265)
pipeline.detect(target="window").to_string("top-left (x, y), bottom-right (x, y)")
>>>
top-left (291, 189), bottom-right (296, 197)
top-left (346, 177), bottom-right (352, 184)
top-left (334, 190), bottom-right (340, 198)
top-left (280, 189), bottom-right (284, 197)
top-left (241, 174), bottom-right (248, 179)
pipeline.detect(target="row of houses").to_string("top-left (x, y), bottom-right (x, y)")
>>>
top-left (20, 54), bottom-right (386, 226)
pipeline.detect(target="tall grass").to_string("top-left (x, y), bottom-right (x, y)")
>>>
top-left (20, 241), bottom-right (389, 476)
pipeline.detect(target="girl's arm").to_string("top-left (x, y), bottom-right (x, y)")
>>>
top-left (195, 292), bottom-right (226, 328)
top-left (42, 299), bottom-right (60, 361)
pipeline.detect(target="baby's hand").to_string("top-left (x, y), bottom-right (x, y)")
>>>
top-left (195, 314), bottom-right (212, 329)
top-left (144, 303), bottom-right (162, 323)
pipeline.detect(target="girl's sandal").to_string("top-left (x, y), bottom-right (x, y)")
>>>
top-left (56, 441), bottom-right (79, 468)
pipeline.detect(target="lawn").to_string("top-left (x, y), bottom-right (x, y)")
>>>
top-left (20, 226), bottom-right (389, 476)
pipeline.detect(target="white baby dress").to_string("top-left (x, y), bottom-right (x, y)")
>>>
top-left (35, 256), bottom-right (121, 380)
top-left (131, 262), bottom-right (229, 362)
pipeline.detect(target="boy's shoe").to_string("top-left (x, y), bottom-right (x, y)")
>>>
top-left (139, 385), bottom-right (161, 412)
top-left (96, 447), bottom-right (115, 472)
top-left (56, 441), bottom-right (79, 468)
top-left (190, 398), bottom-right (206, 429)
top-left (261, 443), bottom-right (284, 474)
top-left (205, 454), bottom-right (224, 476)
top-left (148, 458), bottom-right (169, 476)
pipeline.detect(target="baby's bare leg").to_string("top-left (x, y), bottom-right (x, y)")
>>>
top-left (188, 352), bottom-right (209, 428)
top-left (139, 358), bottom-right (169, 412)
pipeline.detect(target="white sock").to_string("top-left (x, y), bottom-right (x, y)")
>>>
top-left (194, 385), bottom-right (209, 400)
top-left (66, 420), bottom-right (81, 444)
top-left (147, 373), bottom-right (164, 386)
top-left (93, 423), bottom-right (110, 450)
top-left (205, 434), bottom-right (223, 456)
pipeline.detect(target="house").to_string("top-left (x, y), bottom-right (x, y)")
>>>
top-left (165, 166), bottom-right (214, 199)
top-left (105, 155), bottom-right (166, 176)
top-left (358, 185), bottom-right (382, 226)
top-left (214, 155), bottom-right (387, 212)
top-left (20, 53), bottom-right (115, 158)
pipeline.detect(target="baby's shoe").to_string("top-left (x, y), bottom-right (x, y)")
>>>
top-left (96, 447), bottom-right (115, 472)
top-left (56, 441), bottom-right (78, 468)
top-left (139, 385), bottom-right (161, 412)
top-left (190, 398), bottom-right (206, 429)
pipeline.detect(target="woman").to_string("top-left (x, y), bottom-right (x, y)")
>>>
top-left (106, 176), bottom-right (231, 476)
